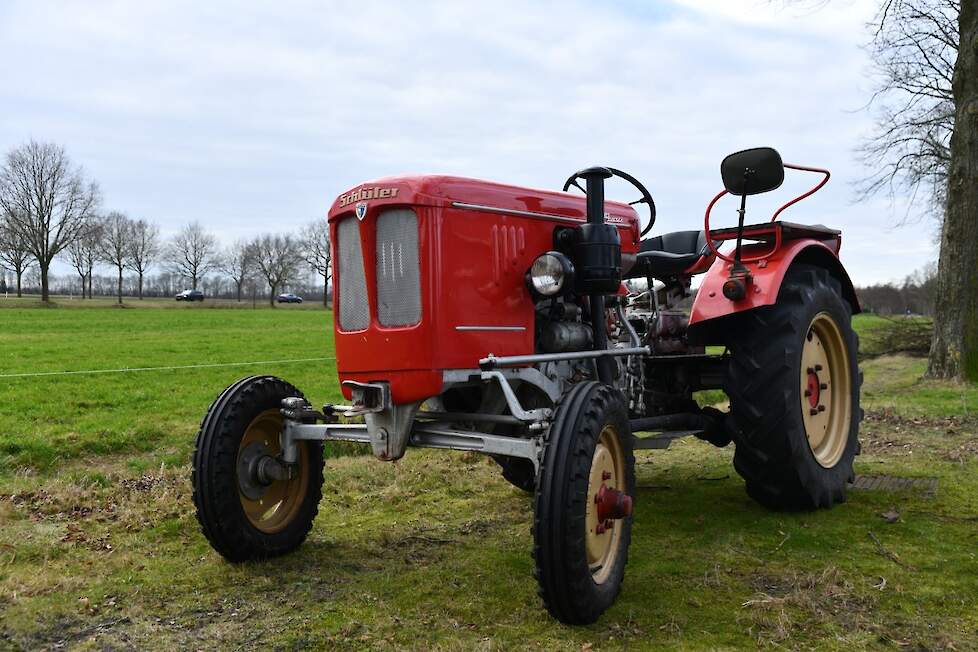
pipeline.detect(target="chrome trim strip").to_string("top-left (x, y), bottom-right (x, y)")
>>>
top-left (451, 201), bottom-right (583, 224)
top-left (479, 346), bottom-right (651, 370)
top-left (455, 325), bottom-right (527, 332)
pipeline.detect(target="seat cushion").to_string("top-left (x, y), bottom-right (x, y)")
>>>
top-left (625, 230), bottom-right (710, 279)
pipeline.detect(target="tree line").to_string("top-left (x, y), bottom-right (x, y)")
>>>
top-left (0, 141), bottom-right (331, 306)
top-left (854, 262), bottom-right (937, 316)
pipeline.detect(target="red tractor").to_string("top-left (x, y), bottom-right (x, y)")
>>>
top-left (192, 147), bottom-right (861, 624)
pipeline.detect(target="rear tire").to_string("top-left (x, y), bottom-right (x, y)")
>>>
top-left (533, 382), bottom-right (635, 624)
top-left (725, 265), bottom-right (861, 510)
top-left (192, 376), bottom-right (324, 561)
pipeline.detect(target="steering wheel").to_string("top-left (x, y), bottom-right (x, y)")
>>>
top-left (562, 167), bottom-right (656, 237)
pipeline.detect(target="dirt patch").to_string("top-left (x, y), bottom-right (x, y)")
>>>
top-left (739, 566), bottom-right (880, 645)
top-left (0, 471), bottom-right (186, 525)
top-left (860, 409), bottom-right (978, 457)
top-left (944, 438), bottom-right (978, 463)
top-left (12, 614), bottom-right (133, 651)
top-left (374, 517), bottom-right (505, 567)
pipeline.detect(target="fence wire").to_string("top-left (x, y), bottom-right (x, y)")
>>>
top-left (0, 357), bottom-right (336, 379)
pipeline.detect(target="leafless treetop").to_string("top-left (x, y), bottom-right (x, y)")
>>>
top-left (0, 140), bottom-right (100, 267)
top-left (166, 221), bottom-right (219, 289)
top-left (99, 211), bottom-right (134, 269)
top-left (300, 218), bottom-right (331, 280)
top-left (65, 217), bottom-right (103, 279)
top-left (252, 233), bottom-right (302, 299)
top-left (859, 0), bottom-right (958, 221)
top-left (127, 218), bottom-right (160, 277)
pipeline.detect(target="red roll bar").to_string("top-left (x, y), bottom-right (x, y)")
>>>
top-left (704, 163), bottom-right (831, 264)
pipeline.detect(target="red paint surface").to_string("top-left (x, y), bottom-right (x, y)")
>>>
top-left (689, 237), bottom-right (842, 326)
top-left (327, 175), bottom-right (640, 403)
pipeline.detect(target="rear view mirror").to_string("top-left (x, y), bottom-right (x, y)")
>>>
top-left (720, 147), bottom-right (784, 196)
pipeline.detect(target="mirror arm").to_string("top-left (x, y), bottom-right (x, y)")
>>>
top-left (733, 168), bottom-right (753, 268)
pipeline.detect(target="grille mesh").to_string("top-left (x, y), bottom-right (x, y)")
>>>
top-left (376, 209), bottom-right (421, 326)
top-left (337, 217), bottom-right (370, 331)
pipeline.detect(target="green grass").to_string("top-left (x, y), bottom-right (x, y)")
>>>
top-left (1, 303), bottom-right (976, 650)
top-left (0, 300), bottom-right (343, 474)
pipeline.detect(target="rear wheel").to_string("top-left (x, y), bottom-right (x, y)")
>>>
top-left (725, 265), bottom-right (861, 510)
top-left (192, 376), bottom-right (324, 561)
top-left (533, 382), bottom-right (635, 624)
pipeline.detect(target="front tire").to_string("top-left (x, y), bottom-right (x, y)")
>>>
top-left (192, 376), bottom-right (325, 561)
top-left (533, 382), bottom-right (635, 625)
top-left (725, 265), bottom-right (861, 510)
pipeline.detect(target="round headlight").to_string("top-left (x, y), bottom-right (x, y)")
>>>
top-left (528, 252), bottom-right (574, 297)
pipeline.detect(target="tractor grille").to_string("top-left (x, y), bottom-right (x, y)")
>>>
top-left (337, 217), bottom-right (370, 331)
top-left (375, 208), bottom-right (421, 326)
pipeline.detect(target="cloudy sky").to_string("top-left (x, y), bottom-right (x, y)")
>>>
top-left (0, 0), bottom-right (938, 284)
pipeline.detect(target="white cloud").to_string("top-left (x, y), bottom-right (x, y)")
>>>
top-left (0, 0), bottom-right (934, 283)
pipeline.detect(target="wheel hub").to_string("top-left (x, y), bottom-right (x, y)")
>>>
top-left (594, 482), bottom-right (633, 524)
top-left (806, 369), bottom-right (821, 408)
top-left (237, 442), bottom-right (273, 500)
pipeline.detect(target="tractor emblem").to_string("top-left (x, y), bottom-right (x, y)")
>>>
top-left (355, 202), bottom-right (368, 221)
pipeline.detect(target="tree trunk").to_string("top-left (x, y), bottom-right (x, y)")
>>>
top-left (322, 273), bottom-right (329, 308)
top-left (40, 263), bottom-right (49, 302)
top-left (78, 273), bottom-right (86, 298)
top-left (117, 266), bottom-right (123, 305)
top-left (87, 273), bottom-right (93, 299)
top-left (191, 275), bottom-right (198, 290)
top-left (236, 282), bottom-right (242, 302)
top-left (138, 273), bottom-right (144, 299)
top-left (269, 283), bottom-right (277, 307)
top-left (928, 2), bottom-right (978, 382)
top-left (16, 270), bottom-right (23, 298)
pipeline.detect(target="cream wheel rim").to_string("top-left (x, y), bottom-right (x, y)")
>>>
top-left (800, 312), bottom-right (852, 468)
top-left (585, 425), bottom-right (626, 584)
top-left (237, 409), bottom-right (310, 533)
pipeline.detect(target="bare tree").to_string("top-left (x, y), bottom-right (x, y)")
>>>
top-left (221, 239), bottom-right (254, 302)
top-left (99, 211), bottom-right (133, 304)
top-left (127, 218), bottom-right (159, 300)
top-left (0, 215), bottom-right (32, 297)
top-left (0, 141), bottom-right (100, 301)
top-left (859, 0), bottom-right (958, 219)
top-left (853, 1), bottom-right (977, 381)
top-left (65, 217), bottom-right (103, 298)
top-left (300, 218), bottom-right (331, 308)
top-left (252, 233), bottom-right (302, 306)
top-left (929, 0), bottom-right (978, 380)
top-left (166, 222), bottom-right (218, 290)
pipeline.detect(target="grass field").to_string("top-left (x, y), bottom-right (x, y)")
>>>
top-left (1, 302), bottom-right (977, 650)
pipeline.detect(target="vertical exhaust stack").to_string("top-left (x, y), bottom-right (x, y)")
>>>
top-left (573, 167), bottom-right (622, 384)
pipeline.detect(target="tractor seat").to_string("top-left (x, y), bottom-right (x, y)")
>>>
top-left (626, 230), bottom-right (712, 279)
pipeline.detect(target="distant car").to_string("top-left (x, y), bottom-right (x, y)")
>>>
top-left (277, 293), bottom-right (303, 304)
top-left (176, 289), bottom-right (204, 302)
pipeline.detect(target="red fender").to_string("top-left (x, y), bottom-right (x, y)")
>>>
top-left (688, 238), bottom-right (860, 330)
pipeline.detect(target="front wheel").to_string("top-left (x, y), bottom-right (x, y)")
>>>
top-left (192, 376), bottom-right (324, 561)
top-left (725, 265), bottom-right (861, 510)
top-left (533, 382), bottom-right (635, 625)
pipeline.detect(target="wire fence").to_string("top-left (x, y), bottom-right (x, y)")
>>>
top-left (0, 357), bottom-right (336, 379)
